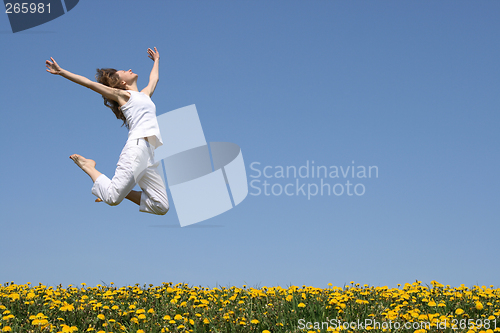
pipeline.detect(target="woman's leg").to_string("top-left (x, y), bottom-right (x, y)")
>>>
top-left (95, 187), bottom-right (141, 205)
top-left (125, 190), bottom-right (142, 205)
top-left (129, 140), bottom-right (169, 215)
top-left (71, 139), bottom-right (146, 206)
top-left (137, 163), bottom-right (169, 215)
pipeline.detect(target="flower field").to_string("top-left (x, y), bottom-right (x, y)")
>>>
top-left (1, 280), bottom-right (499, 333)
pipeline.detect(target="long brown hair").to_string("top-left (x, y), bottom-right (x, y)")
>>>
top-left (95, 68), bottom-right (128, 129)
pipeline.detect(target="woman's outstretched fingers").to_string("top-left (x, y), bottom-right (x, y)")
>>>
top-left (147, 47), bottom-right (159, 61)
top-left (45, 57), bottom-right (62, 74)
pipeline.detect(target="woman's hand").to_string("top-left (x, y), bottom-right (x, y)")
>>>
top-left (45, 57), bottom-right (62, 75)
top-left (147, 47), bottom-right (160, 61)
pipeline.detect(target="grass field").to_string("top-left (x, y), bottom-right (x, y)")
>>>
top-left (1, 281), bottom-right (499, 332)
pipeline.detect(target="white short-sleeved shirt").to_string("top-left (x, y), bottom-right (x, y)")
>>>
top-left (120, 90), bottom-right (163, 149)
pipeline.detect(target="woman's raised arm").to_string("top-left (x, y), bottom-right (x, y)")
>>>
top-left (46, 57), bottom-right (125, 102)
top-left (141, 47), bottom-right (159, 97)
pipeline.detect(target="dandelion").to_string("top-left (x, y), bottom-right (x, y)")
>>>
top-left (455, 308), bottom-right (465, 315)
top-left (60, 302), bottom-right (75, 311)
top-left (97, 314), bottom-right (105, 320)
top-left (61, 325), bottom-right (78, 332)
top-left (476, 302), bottom-right (484, 310)
top-left (298, 303), bottom-right (306, 307)
top-left (32, 319), bottom-right (49, 326)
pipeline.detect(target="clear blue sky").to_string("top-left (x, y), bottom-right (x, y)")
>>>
top-left (1, 0), bottom-right (499, 290)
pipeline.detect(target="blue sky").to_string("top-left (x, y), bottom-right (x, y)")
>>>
top-left (1, 0), bottom-right (499, 290)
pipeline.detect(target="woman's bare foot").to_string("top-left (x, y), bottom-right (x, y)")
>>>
top-left (69, 154), bottom-right (103, 182)
top-left (69, 154), bottom-right (95, 170)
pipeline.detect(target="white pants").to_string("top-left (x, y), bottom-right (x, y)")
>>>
top-left (91, 138), bottom-right (169, 215)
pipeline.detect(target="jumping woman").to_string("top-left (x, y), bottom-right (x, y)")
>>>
top-left (45, 47), bottom-right (169, 215)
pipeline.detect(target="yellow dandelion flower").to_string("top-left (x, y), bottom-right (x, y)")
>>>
top-left (428, 301), bottom-right (437, 306)
top-left (174, 314), bottom-right (182, 320)
top-left (60, 303), bottom-right (75, 312)
top-left (2, 327), bottom-right (12, 332)
top-left (35, 313), bottom-right (48, 319)
top-left (138, 314), bottom-right (146, 320)
top-left (476, 302), bottom-right (484, 310)
top-left (203, 318), bottom-right (210, 324)
top-left (455, 308), bottom-right (464, 315)
top-left (251, 319), bottom-right (259, 324)
top-left (97, 314), bottom-right (105, 320)
top-left (263, 331), bottom-right (271, 333)
top-left (298, 303), bottom-right (306, 307)
top-left (32, 319), bottom-right (49, 326)
top-left (137, 330), bottom-right (145, 333)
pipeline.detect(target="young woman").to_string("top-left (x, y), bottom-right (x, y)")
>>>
top-left (45, 47), bottom-right (169, 215)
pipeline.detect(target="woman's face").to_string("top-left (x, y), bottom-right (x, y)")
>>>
top-left (116, 69), bottom-right (138, 87)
